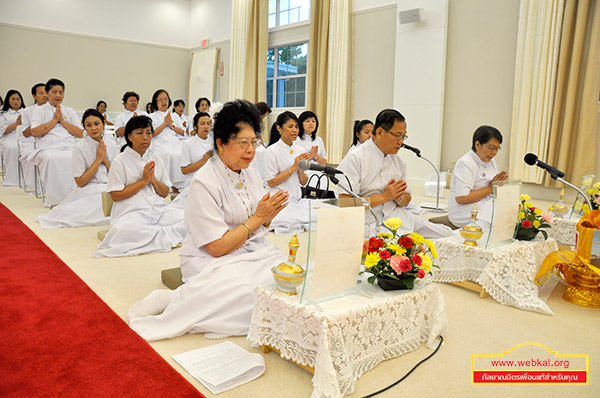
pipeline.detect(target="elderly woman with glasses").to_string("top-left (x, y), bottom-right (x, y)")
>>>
top-left (448, 125), bottom-right (508, 230)
top-left (128, 100), bottom-right (289, 341)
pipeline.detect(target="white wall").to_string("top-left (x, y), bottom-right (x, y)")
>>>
top-left (190, 0), bottom-right (232, 47)
top-left (0, 0), bottom-right (191, 48)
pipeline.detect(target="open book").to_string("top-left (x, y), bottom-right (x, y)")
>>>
top-left (173, 341), bottom-right (266, 394)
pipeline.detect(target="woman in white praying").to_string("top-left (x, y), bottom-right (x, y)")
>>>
top-left (94, 115), bottom-right (186, 257)
top-left (448, 125), bottom-right (508, 230)
top-left (0, 89), bottom-right (26, 186)
top-left (17, 83), bottom-right (48, 190)
top-left (96, 100), bottom-right (113, 126)
top-left (114, 91), bottom-right (146, 147)
top-left (149, 89), bottom-right (186, 191)
top-left (263, 112), bottom-right (317, 234)
top-left (348, 119), bottom-right (373, 154)
top-left (28, 78), bottom-right (84, 207)
top-left (38, 109), bottom-right (117, 228)
top-left (180, 112), bottom-right (213, 188)
top-left (128, 99), bottom-right (289, 341)
top-left (194, 97), bottom-right (211, 114)
top-left (297, 110), bottom-right (327, 166)
top-left (172, 99), bottom-right (191, 135)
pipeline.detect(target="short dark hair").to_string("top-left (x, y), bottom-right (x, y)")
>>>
top-left (298, 110), bottom-right (319, 141)
top-left (173, 99), bottom-right (185, 109)
top-left (213, 100), bottom-right (262, 147)
top-left (195, 97), bottom-right (211, 111)
top-left (122, 115), bottom-right (153, 152)
top-left (255, 101), bottom-right (272, 116)
top-left (96, 100), bottom-right (107, 109)
top-left (122, 91), bottom-right (140, 105)
top-left (45, 78), bottom-right (64, 94)
top-left (82, 108), bottom-right (105, 126)
top-left (2, 89), bottom-right (25, 112)
top-left (193, 111), bottom-right (211, 128)
top-left (151, 89), bottom-right (172, 111)
top-left (146, 102), bottom-right (153, 113)
top-left (472, 125), bottom-right (503, 151)
top-left (374, 109), bottom-right (405, 133)
top-left (31, 83), bottom-right (45, 98)
top-left (353, 119), bottom-right (373, 146)
top-left (268, 111), bottom-right (299, 146)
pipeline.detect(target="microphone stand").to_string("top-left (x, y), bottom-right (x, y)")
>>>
top-left (404, 148), bottom-right (445, 213)
top-left (325, 172), bottom-right (380, 234)
top-left (556, 177), bottom-right (593, 211)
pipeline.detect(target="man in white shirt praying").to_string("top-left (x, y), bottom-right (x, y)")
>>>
top-left (337, 109), bottom-right (453, 239)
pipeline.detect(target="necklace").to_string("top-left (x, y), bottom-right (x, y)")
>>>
top-left (224, 164), bottom-right (253, 218)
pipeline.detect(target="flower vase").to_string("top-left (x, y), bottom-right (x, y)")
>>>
top-left (376, 276), bottom-right (414, 291)
top-left (515, 228), bottom-right (539, 241)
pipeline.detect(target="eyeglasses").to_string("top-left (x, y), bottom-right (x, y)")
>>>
top-left (385, 130), bottom-right (408, 141)
top-left (234, 137), bottom-right (259, 149)
top-left (483, 144), bottom-right (501, 152)
top-left (156, 98), bottom-right (169, 102)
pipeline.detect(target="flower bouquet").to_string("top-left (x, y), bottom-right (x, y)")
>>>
top-left (361, 218), bottom-right (438, 290)
top-left (582, 182), bottom-right (600, 212)
top-left (514, 194), bottom-right (553, 241)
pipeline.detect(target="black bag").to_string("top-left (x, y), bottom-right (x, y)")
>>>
top-left (301, 173), bottom-right (336, 199)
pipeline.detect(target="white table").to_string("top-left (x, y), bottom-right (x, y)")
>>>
top-left (248, 281), bottom-right (447, 398)
top-left (547, 216), bottom-right (578, 247)
top-left (431, 234), bottom-right (559, 314)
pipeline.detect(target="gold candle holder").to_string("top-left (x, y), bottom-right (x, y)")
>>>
top-left (460, 204), bottom-right (483, 246)
top-left (550, 188), bottom-right (568, 218)
top-left (272, 234), bottom-right (306, 295)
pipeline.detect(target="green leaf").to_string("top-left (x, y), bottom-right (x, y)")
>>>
top-left (540, 230), bottom-right (548, 240)
top-left (402, 278), bottom-right (415, 289)
top-left (367, 275), bottom-right (377, 284)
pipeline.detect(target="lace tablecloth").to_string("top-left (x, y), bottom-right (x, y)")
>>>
top-left (546, 217), bottom-right (578, 247)
top-left (430, 234), bottom-right (559, 314)
top-left (248, 281), bottom-right (447, 398)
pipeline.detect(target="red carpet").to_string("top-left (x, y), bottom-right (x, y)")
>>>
top-left (0, 203), bottom-right (205, 398)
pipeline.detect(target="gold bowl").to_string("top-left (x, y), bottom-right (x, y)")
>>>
top-left (558, 262), bottom-right (600, 308)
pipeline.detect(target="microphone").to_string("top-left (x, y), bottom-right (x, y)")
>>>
top-left (523, 153), bottom-right (565, 179)
top-left (298, 159), bottom-right (344, 175)
top-left (402, 143), bottom-right (421, 157)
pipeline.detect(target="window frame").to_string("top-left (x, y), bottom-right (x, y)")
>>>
top-left (267, 41), bottom-right (309, 110)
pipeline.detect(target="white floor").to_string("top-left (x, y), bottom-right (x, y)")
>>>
top-left (1, 183), bottom-right (598, 398)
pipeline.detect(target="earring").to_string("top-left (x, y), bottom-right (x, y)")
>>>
top-left (219, 147), bottom-right (224, 154)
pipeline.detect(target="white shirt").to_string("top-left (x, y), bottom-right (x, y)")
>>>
top-left (297, 134), bottom-right (327, 161)
top-left (149, 111), bottom-right (184, 147)
top-left (72, 136), bottom-right (118, 183)
top-left (16, 105), bottom-right (40, 145)
top-left (172, 112), bottom-right (191, 135)
top-left (114, 109), bottom-right (148, 131)
top-left (337, 138), bottom-right (412, 216)
top-left (180, 134), bottom-right (214, 186)
top-left (31, 102), bottom-right (80, 148)
top-left (106, 146), bottom-right (171, 222)
top-left (263, 139), bottom-right (307, 201)
top-left (448, 150), bottom-right (498, 227)
top-left (101, 112), bottom-right (113, 123)
top-left (0, 108), bottom-right (24, 139)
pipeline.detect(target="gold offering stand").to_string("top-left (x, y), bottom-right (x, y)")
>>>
top-left (454, 204), bottom-right (488, 298)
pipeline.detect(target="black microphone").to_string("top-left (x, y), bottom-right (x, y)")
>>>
top-left (298, 159), bottom-right (344, 175)
top-left (524, 153), bottom-right (565, 179)
top-left (402, 143), bottom-right (421, 157)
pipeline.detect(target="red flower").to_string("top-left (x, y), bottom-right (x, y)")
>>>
top-left (411, 254), bottom-right (422, 266)
top-left (521, 219), bottom-right (532, 228)
top-left (399, 236), bottom-right (414, 249)
top-left (399, 258), bottom-right (412, 273)
top-left (367, 237), bottom-right (385, 253)
top-left (417, 269), bottom-right (426, 279)
top-left (379, 250), bottom-right (391, 260)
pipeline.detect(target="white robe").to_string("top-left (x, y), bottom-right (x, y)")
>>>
top-left (337, 139), bottom-right (453, 239)
top-left (94, 146), bottom-right (186, 257)
top-left (27, 102), bottom-right (81, 207)
top-left (448, 150), bottom-right (498, 229)
top-left (17, 105), bottom-right (40, 189)
top-left (37, 136), bottom-right (118, 228)
top-left (128, 156), bottom-right (286, 341)
top-left (0, 108), bottom-right (24, 186)
top-left (149, 111), bottom-right (186, 188)
top-left (114, 109), bottom-right (147, 149)
top-left (263, 139), bottom-right (312, 235)
top-left (179, 134), bottom-right (213, 188)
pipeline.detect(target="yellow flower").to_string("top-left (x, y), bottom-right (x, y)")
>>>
top-left (533, 220), bottom-right (540, 228)
top-left (548, 206), bottom-right (554, 211)
top-left (534, 208), bottom-right (542, 216)
top-left (383, 217), bottom-right (403, 232)
top-left (387, 244), bottom-right (406, 256)
top-left (524, 202), bottom-right (533, 208)
top-left (594, 182), bottom-right (600, 190)
top-left (410, 232), bottom-right (425, 245)
top-left (583, 203), bottom-right (590, 213)
top-left (364, 252), bottom-right (381, 268)
top-left (520, 194), bottom-right (531, 201)
top-left (425, 239), bottom-right (437, 259)
top-left (588, 188), bottom-right (598, 195)
top-left (518, 211), bottom-right (526, 220)
top-left (418, 253), bottom-right (433, 273)
top-left (377, 232), bottom-right (393, 239)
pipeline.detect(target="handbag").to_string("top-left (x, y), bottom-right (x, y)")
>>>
top-left (301, 173), bottom-right (336, 199)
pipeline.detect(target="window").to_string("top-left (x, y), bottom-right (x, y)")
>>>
top-left (266, 43), bottom-right (308, 108)
top-left (268, 0), bottom-right (310, 28)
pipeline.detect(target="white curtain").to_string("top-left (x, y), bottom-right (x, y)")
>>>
top-left (509, 0), bottom-right (565, 183)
